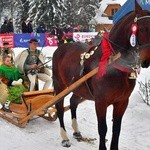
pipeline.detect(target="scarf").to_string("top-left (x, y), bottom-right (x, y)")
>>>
top-left (0, 64), bottom-right (21, 81)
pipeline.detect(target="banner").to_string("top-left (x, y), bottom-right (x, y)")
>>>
top-left (0, 32), bottom-right (98, 48)
top-left (0, 34), bottom-right (14, 48)
top-left (45, 34), bottom-right (58, 46)
top-left (14, 33), bottom-right (45, 47)
top-left (73, 32), bottom-right (98, 42)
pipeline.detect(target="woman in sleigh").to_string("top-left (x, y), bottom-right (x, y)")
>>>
top-left (0, 55), bottom-right (27, 112)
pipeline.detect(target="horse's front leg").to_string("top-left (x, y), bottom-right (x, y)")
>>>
top-left (56, 99), bottom-right (71, 147)
top-left (95, 101), bottom-right (107, 150)
top-left (110, 100), bottom-right (129, 150)
top-left (70, 94), bottom-right (82, 140)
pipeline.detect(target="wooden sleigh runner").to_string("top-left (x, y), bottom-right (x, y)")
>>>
top-left (0, 89), bottom-right (58, 127)
top-left (0, 67), bottom-right (98, 127)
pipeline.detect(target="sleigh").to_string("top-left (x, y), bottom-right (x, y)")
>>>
top-left (0, 68), bottom-right (98, 127)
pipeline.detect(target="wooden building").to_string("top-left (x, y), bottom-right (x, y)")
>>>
top-left (89, 0), bottom-right (126, 32)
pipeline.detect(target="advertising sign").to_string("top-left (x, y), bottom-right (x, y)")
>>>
top-left (73, 32), bottom-right (98, 42)
top-left (14, 33), bottom-right (45, 47)
top-left (0, 34), bottom-right (14, 48)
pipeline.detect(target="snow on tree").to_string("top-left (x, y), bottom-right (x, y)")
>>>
top-left (0, 0), bottom-right (100, 32)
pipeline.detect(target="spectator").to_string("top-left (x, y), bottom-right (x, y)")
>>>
top-left (21, 18), bottom-right (28, 33)
top-left (85, 39), bottom-right (89, 43)
top-left (36, 23), bottom-right (46, 33)
top-left (7, 18), bottom-right (14, 33)
top-left (63, 24), bottom-right (73, 33)
top-left (15, 38), bottom-right (52, 91)
top-left (82, 27), bottom-right (90, 32)
top-left (73, 26), bottom-right (80, 32)
top-left (62, 32), bottom-right (74, 43)
top-left (50, 25), bottom-right (64, 45)
top-left (0, 42), bottom-right (15, 64)
top-left (27, 20), bottom-right (33, 33)
top-left (1, 20), bottom-right (8, 33)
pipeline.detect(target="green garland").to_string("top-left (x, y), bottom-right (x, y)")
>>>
top-left (0, 65), bottom-right (21, 81)
top-left (7, 85), bottom-right (28, 104)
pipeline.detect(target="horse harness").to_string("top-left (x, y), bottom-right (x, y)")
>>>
top-left (80, 43), bottom-right (137, 78)
top-left (69, 13), bottom-right (150, 98)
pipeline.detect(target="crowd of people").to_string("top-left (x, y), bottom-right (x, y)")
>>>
top-left (0, 38), bottom-right (52, 112)
top-left (0, 18), bottom-right (45, 34)
top-left (0, 18), bottom-right (14, 33)
top-left (0, 17), bottom-right (92, 34)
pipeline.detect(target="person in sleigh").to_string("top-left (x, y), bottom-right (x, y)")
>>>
top-left (0, 56), bottom-right (27, 112)
top-left (15, 38), bottom-right (51, 91)
top-left (0, 42), bottom-right (15, 64)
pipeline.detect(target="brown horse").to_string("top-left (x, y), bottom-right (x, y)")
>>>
top-left (52, 1), bottom-right (150, 150)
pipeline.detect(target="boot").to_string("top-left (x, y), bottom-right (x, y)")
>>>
top-left (3, 100), bottom-right (11, 112)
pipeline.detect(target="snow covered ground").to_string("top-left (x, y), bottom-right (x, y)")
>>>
top-left (0, 46), bottom-right (150, 150)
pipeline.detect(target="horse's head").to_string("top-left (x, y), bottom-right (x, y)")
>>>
top-left (110, 0), bottom-right (150, 68)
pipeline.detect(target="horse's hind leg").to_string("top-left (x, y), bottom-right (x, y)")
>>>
top-left (53, 77), bottom-right (71, 147)
top-left (70, 94), bottom-right (83, 140)
top-left (110, 100), bottom-right (129, 150)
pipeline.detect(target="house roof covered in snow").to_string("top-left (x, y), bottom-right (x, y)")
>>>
top-left (100, 0), bottom-right (127, 12)
top-left (89, 0), bottom-right (127, 25)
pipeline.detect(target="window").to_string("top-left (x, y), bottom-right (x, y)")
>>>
top-left (111, 8), bottom-right (118, 16)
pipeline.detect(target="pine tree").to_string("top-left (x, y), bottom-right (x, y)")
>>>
top-left (63, 0), bottom-right (99, 29)
top-left (0, 0), bottom-right (100, 32)
top-left (13, 0), bottom-right (25, 33)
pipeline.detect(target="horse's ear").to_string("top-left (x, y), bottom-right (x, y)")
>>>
top-left (134, 0), bottom-right (143, 14)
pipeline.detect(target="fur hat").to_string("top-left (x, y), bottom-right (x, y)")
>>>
top-left (29, 38), bottom-right (39, 44)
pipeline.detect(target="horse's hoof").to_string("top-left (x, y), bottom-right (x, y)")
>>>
top-left (61, 140), bottom-right (71, 147)
top-left (73, 132), bottom-right (82, 139)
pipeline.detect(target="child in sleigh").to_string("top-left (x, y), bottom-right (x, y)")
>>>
top-left (0, 55), bottom-right (27, 112)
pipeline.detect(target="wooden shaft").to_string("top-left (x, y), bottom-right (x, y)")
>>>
top-left (19, 67), bottom-right (98, 124)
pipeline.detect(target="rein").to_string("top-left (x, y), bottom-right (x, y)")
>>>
top-left (100, 34), bottom-right (127, 52)
top-left (100, 15), bottom-right (150, 52)
top-left (137, 15), bottom-right (150, 21)
top-left (138, 43), bottom-right (150, 49)
top-left (133, 15), bottom-right (150, 50)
